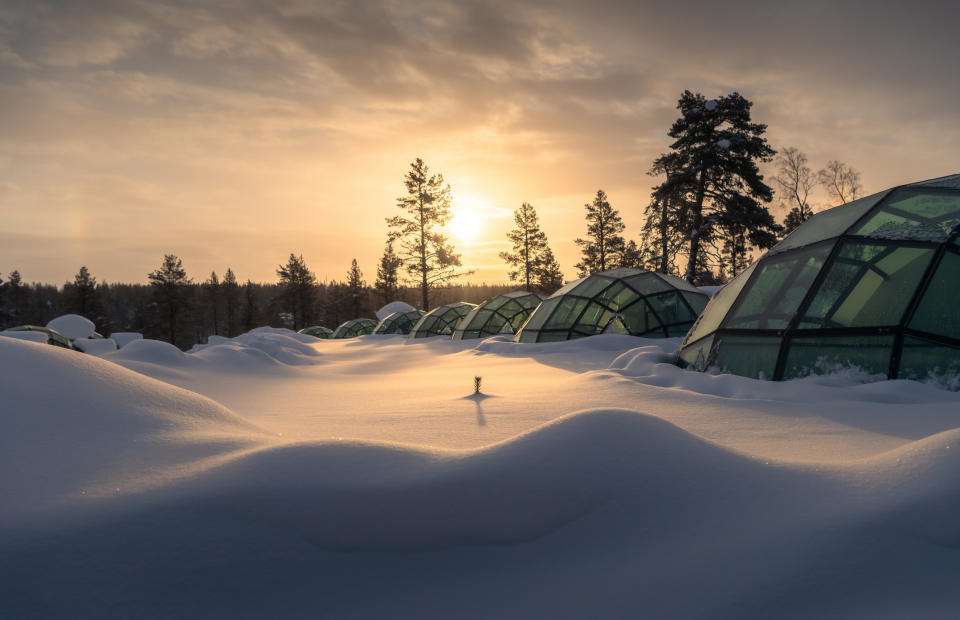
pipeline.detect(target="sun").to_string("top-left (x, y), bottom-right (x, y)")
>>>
top-left (448, 196), bottom-right (488, 243)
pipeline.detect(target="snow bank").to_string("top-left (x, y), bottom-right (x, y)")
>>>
top-left (73, 338), bottom-right (118, 355)
top-left (46, 314), bottom-right (95, 340)
top-left (0, 330), bottom-right (48, 343)
top-left (377, 300), bottom-right (415, 320)
top-left (110, 332), bottom-right (142, 348)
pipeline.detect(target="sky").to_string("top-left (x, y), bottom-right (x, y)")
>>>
top-left (1, 0), bottom-right (958, 285)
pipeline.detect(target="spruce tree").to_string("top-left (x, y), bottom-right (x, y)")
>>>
top-left (0, 273), bottom-right (7, 325)
top-left (203, 271), bottom-right (221, 336)
top-left (535, 247), bottom-right (565, 294)
top-left (499, 202), bottom-right (553, 290)
top-left (387, 158), bottom-right (469, 311)
top-left (70, 266), bottom-right (98, 317)
top-left (148, 255), bottom-right (192, 347)
top-left (7, 270), bottom-right (24, 320)
top-left (222, 268), bottom-right (239, 336)
top-left (276, 253), bottom-right (316, 330)
top-left (346, 259), bottom-right (366, 318)
top-left (242, 279), bottom-right (259, 332)
top-left (374, 240), bottom-right (403, 304)
top-left (574, 190), bottom-right (626, 276)
top-left (651, 91), bottom-right (777, 283)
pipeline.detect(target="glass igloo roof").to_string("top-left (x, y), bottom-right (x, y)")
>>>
top-left (373, 310), bottom-right (425, 335)
top-left (677, 173), bottom-right (960, 383)
top-left (298, 325), bottom-right (334, 339)
top-left (451, 291), bottom-right (544, 340)
top-left (408, 302), bottom-right (476, 339)
top-left (514, 268), bottom-right (709, 343)
top-left (331, 318), bottom-right (378, 339)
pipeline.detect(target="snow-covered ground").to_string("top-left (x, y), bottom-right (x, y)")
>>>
top-left (2, 329), bottom-right (960, 618)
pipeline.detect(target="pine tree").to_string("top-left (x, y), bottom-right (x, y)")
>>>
top-left (0, 273), bottom-right (7, 325)
top-left (641, 157), bottom-right (687, 274)
top-left (203, 271), bottom-right (221, 336)
top-left (387, 158), bottom-right (470, 311)
top-left (242, 279), bottom-right (259, 332)
top-left (7, 270), bottom-right (24, 320)
top-left (651, 91), bottom-right (777, 283)
top-left (574, 190), bottom-right (626, 276)
top-left (346, 259), bottom-right (366, 318)
top-left (148, 254), bottom-right (192, 347)
top-left (276, 253), bottom-right (316, 330)
top-left (499, 202), bottom-right (553, 290)
top-left (69, 266), bottom-right (98, 317)
top-left (222, 268), bottom-right (239, 336)
top-left (374, 240), bottom-right (403, 304)
top-left (535, 247), bottom-right (565, 294)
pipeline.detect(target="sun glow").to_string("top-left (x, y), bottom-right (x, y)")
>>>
top-left (448, 195), bottom-right (489, 243)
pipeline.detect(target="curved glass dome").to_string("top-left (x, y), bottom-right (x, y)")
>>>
top-left (677, 173), bottom-right (960, 383)
top-left (298, 325), bottom-right (334, 339)
top-left (515, 268), bottom-right (709, 343)
top-left (373, 309), bottom-right (425, 335)
top-left (408, 302), bottom-right (477, 339)
top-left (4, 325), bottom-right (77, 350)
top-left (331, 318), bottom-right (378, 339)
top-left (452, 291), bottom-right (544, 340)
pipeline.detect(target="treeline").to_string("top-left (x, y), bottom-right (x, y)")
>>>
top-left (0, 261), bottom-right (515, 349)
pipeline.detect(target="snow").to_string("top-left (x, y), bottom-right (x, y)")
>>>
top-left (716, 138), bottom-right (731, 149)
top-left (705, 99), bottom-right (718, 111)
top-left (110, 331), bottom-right (143, 348)
top-left (3, 330), bottom-right (960, 618)
top-left (376, 300), bottom-right (416, 320)
top-left (45, 313), bottom-right (95, 340)
top-left (0, 330), bottom-right (48, 343)
top-left (73, 337), bottom-right (118, 354)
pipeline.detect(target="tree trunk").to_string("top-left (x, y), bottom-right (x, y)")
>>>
top-left (658, 197), bottom-right (670, 273)
top-left (685, 167), bottom-right (708, 283)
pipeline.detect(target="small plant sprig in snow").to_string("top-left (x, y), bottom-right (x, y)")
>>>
top-left (474, 376), bottom-right (482, 394)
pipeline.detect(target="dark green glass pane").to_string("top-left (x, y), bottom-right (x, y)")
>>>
top-left (521, 297), bottom-right (559, 331)
top-left (665, 323), bottom-right (694, 338)
top-left (684, 262), bottom-right (759, 344)
top-left (801, 241), bottom-right (934, 328)
top-left (595, 281), bottom-right (628, 310)
top-left (484, 296), bottom-right (508, 310)
top-left (713, 334), bottom-right (781, 380)
top-left (647, 292), bottom-right (695, 325)
top-left (680, 292), bottom-right (709, 317)
top-left (576, 301), bottom-right (608, 329)
top-left (908, 252), bottom-right (960, 340)
top-left (677, 334), bottom-right (714, 371)
top-left (654, 273), bottom-right (704, 294)
top-left (624, 273), bottom-right (672, 295)
top-left (725, 243), bottom-right (832, 330)
top-left (782, 334), bottom-right (894, 379)
top-left (538, 331), bottom-right (573, 343)
top-left (508, 307), bottom-right (535, 331)
top-left (545, 297), bottom-right (589, 329)
top-left (550, 276), bottom-right (587, 298)
top-left (769, 190), bottom-right (884, 255)
top-left (898, 336), bottom-right (960, 384)
top-left (571, 275), bottom-right (615, 298)
top-left (621, 299), bottom-right (660, 334)
top-left (853, 189), bottom-right (960, 242)
top-left (604, 317), bottom-right (630, 334)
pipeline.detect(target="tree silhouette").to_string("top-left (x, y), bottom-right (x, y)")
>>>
top-left (148, 254), bottom-right (192, 347)
top-left (500, 202), bottom-right (554, 290)
top-left (276, 253), bottom-right (316, 330)
top-left (374, 240), bottom-right (403, 304)
top-left (574, 190), bottom-right (626, 276)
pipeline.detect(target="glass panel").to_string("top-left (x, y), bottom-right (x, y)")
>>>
top-left (677, 334), bottom-right (714, 371)
top-left (595, 281), bottom-right (628, 310)
top-left (768, 190), bottom-right (886, 255)
top-left (654, 273), bottom-right (703, 294)
top-left (545, 297), bottom-right (589, 329)
top-left (570, 275), bottom-right (615, 298)
top-left (898, 336), bottom-right (960, 385)
top-left (621, 299), bottom-right (660, 334)
top-left (801, 241), bottom-right (934, 328)
top-left (908, 251), bottom-right (960, 340)
top-left (680, 291), bottom-right (709, 317)
top-left (549, 276), bottom-right (587, 298)
top-left (911, 175), bottom-right (960, 190)
top-left (647, 292), bottom-right (695, 325)
top-left (712, 334), bottom-right (781, 380)
top-left (521, 297), bottom-right (559, 331)
top-left (507, 307), bottom-right (535, 332)
top-left (469, 309), bottom-right (494, 329)
top-left (482, 314), bottom-right (508, 335)
top-left (852, 189), bottom-right (960, 242)
top-left (683, 261), bottom-right (758, 345)
top-left (604, 317), bottom-right (630, 334)
top-left (624, 273), bottom-right (672, 295)
top-left (666, 323), bottom-right (695, 338)
top-left (575, 301), bottom-right (609, 330)
top-left (484, 296), bottom-right (508, 310)
top-left (724, 243), bottom-right (832, 330)
top-left (538, 331), bottom-right (573, 343)
top-left (782, 334), bottom-right (893, 379)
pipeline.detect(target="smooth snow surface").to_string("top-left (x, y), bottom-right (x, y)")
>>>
top-left (110, 331), bottom-right (143, 348)
top-left (73, 338), bottom-right (118, 354)
top-left (3, 329), bottom-right (960, 619)
top-left (1, 330), bottom-right (48, 343)
top-left (376, 300), bottom-right (416, 320)
top-left (46, 313), bottom-right (95, 340)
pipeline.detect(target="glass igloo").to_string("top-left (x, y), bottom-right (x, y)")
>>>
top-left (676, 173), bottom-right (960, 382)
top-left (373, 310), bottom-right (425, 335)
top-left (451, 291), bottom-right (544, 340)
top-left (298, 325), bottom-right (334, 339)
top-left (514, 268), bottom-right (709, 343)
top-left (331, 318), bottom-right (378, 339)
top-left (408, 302), bottom-right (476, 339)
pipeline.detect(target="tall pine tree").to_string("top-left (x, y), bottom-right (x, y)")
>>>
top-left (346, 258), bottom-right (366, 318)
top-left (374, 240), bottom-right (403, 304)
top-left (499, 202), bottom-right (553, 290)
top-left (651, 91), bottom-right (777, 283)
top-left (387, 158), bottom-right (469, 311)
top-left (222, 268), bottom-right (239, 337)
top-left (148, 254), bottom-right (192, 347)
top-left (276, 253), bottom-right (316, 330)
top-left (574, 190), bottom-right (626, 276)
top-left (203, 271), bottom-right (221, 336)
top-left (535, 247), bottom-right (565, 293)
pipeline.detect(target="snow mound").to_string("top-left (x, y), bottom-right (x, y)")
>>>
top-left (190, 327), bottom-right (323, 366)
top-left (110, 332), bottom-right (142, 348)
top-left (73, 338), bottom-right (118, 355)
top-left (46, 314), bottom-right (95, 340)
top-left (0, 330), bottom-right (48, 343)
top-left (376, 300), bottom-right (415, 320)
top-left (0, 337), bottom-right (268, 529)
